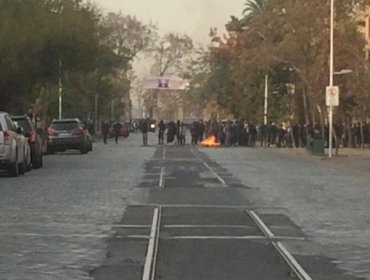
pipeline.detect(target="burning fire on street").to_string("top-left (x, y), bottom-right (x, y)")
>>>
top-left (200, 135), bottom-right (221, 147)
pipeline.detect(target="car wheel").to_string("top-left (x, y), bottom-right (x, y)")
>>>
top-left (39, 154), bottom-right (43, 167)
top-left (89, 143), bottom-right (93, 151)
top-left (8, 159), bottom-right (19, 177)
top-left (19, 157), bottom-right (26, 175)
top-left (80, 147), bottom-right (88, 154)
top-left (33, 154), bottom-right (43, 169)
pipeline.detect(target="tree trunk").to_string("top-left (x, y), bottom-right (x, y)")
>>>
top-left (302, 87), bottom-right (310, 125)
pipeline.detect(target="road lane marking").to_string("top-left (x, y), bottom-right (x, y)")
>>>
top-left (142, 207), bottom-right (160, 280)
top-left (116, 235), bottom-right (150, 239)
top-left (130, 203), bottom-right (286, 210)
top-left (247, 210), bottom-right (312, 280)
top-left (159, 167), bottom-right (165, 188)
top-left (163, 225), bottom-right (254, 229)
top-left (112, 225), bottom-right (151, 228)
top-left (203, 162), bottom-right (226, 186)
top-left (162, 147), bottom-right (166, 160)
top-left (190, 147), bottom-right (227, 186)
top-left (160, 235), bottom-right (265, 240)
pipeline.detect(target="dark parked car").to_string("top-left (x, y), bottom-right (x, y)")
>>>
top-left (47, 118), bottom-right (93, 154)
top-left (11, 115), bottom-right (43, 168)
top-left (108, 122), bottom-right (129, 138)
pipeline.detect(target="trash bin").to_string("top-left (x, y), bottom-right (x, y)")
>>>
top-left (306, 137), bottom-right (325, 155)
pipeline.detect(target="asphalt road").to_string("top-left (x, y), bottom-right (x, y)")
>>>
top-left (0, 134), bottom-right (367, 280)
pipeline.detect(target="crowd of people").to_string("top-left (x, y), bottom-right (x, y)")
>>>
top-left (127, 118), bottom-right (370, 149)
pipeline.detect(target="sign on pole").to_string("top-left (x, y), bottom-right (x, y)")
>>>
top-left (326, 86), bottom-right (339, 107)
top-left (144, 77), bottom-right (189, 91)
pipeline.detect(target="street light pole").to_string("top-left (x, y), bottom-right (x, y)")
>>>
top-left (264, 74), bottom-right (268, 125)
top-left (58, 59), bottom-right (63, 119)
top-left (58, 3), bottom-right (64, 120)
top-left (328, 0), bottom-right (335, 158)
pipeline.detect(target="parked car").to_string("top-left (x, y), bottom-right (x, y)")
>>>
top-left (47, 118), bottom-right (93, 154)
top-left (11, 115), bottom-right (43, 168)
top-left (108, 122), bottom-right (129, 138)
top-left (0, 112), bottom-right (31, 176)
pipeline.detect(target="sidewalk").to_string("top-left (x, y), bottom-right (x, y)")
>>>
top-left (259, 146), bottom-right (370, 159)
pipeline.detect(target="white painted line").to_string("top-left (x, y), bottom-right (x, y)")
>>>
top-left (162, 147), bottom-right (166, 160)
top-left (273, 241), bottom-right (312, 280)
top-left (130, 203), bottom-right (249, 209)
top-left (142, 208), bottom-right (159, 280)
top-left (247, 210), bottom-right (274, 239)
top-left (163, 225), bottom-right (254, 229)
top-left (160, 235), bottom-right (266, 240)
top-left (203, 162), bottom-right (226, 186)
top-left (159, 167), bottom-right (165, 188)
top-left (112, 225), bottom-right (151, 228)
top-left (273, 236), bottom-right (306, 241)
top-left (1, 233), bottom-right (109, 238)
top-left (117, 235), bottom-right (150, 239)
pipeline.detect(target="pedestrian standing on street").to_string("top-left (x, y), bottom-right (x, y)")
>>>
top-left (102, 121), bottom-right (110, 144)
top-left (199, 120), bottom-right (205, 143)
top-left (180, 122), bottom-right (187, 145)
top-left (158, 120), bottom-right (166, 145)
top-left (141, 119), bottom-right (149, 146)
top-left (113, 121), bottom-right (122, 144)
top-left (176, 120), bottom-right (181, 144)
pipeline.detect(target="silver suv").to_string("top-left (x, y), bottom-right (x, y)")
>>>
top-left (0, 112), bottom-right (30, 176)
top-left (47, 118), bottom-right (93, 154)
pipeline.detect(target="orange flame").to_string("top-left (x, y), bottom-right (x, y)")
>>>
top-left (200, 135), bottom-right (221, 147)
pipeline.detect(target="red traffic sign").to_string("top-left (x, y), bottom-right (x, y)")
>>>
top-left (326, 86), bottom-right (339, 107)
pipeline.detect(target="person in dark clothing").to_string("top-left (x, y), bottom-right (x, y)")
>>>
top-left (113, 121), bottom-right (123, 144)
top-left (191, 121), bottom-right (199, 145)
top-left (102, 121), bottom-right (110, 144)
top-left (141, 119), bottom-right (149, 146)
top-left (176, 120), bottom-right (181, 144)
top-left (158, 120), bottom-right (166, 145)
top-left (167, 121), bottom-right (176, 143)
top-left (270, 122), bottom-right (278, 146)
top-left (249, 122), bottom-right (257, 147)
top-left (259, 124), bottom-right (266, 147)
top-left (199, 120), bottom-right (205, 143)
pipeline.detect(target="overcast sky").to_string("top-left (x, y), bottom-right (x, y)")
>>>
top-left (99, 0), bottom-right (245, 112)
top-left (100, 0), bottom-right (245, 45)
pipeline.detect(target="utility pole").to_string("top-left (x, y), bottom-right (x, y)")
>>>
top-left (58, 4), bottom-right (64, 119)
top-left (58, 59), bottom-right (62, 119)
top-left (328, 0), bottom-right (334, 158)
top-left (264, 75), bottom-right (268, 125)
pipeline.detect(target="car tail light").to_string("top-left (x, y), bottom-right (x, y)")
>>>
top-left (73, 127), bottom-right (84, 135)
top-left (3, 130), bottom-right (11, 145)
top-left (48, 128), bottom-right (57, 136)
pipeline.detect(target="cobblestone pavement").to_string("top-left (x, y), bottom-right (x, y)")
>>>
top-left (0, 134), bottom-right (368, 280)
top-left (202, 146), bottom-right (370, 279)
top-left (0, 135), bottom-right (155, 280)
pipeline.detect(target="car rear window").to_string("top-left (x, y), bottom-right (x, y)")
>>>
top-left (12, 118), bottom-right (32, 134)
top-left (51, 121), bottom-right (79, 131)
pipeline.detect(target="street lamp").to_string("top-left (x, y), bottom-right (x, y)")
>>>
top-left (334, 69), bottom-right (353, 75)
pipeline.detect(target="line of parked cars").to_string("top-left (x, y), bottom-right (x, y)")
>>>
top-left (1, 112), bottom-right (93, 177)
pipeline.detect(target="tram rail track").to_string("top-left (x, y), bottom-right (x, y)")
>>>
top-left (139, 146), bottom-right (313, 280)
